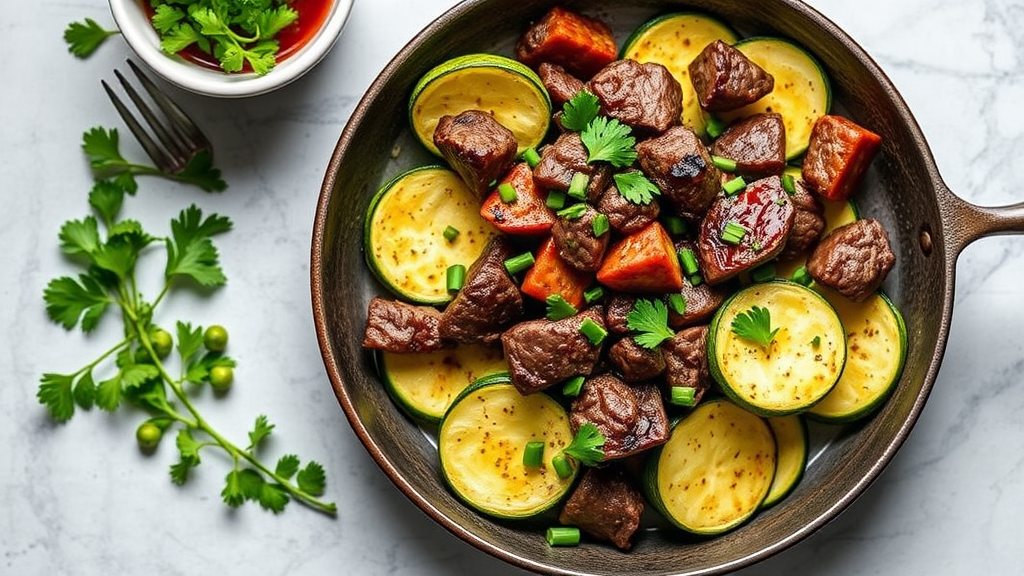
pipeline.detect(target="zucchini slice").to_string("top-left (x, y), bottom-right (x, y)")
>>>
top-left (807, 289), bottom-right (907, 423)
top-left (409, 53), bottom-right (552, 157)
top-left (720, 37), bottom-right (831, 159)
top-left (762, 415), bottom-right (808, 508)
top-left (644, 398), bottom-right (776, 535)
top-left (379, 344), bottom-right (508, 424)
top-left (708, 280), bottom-right (846, 416)
top-left (365, 166), bottom-right (499, 305)
top-left (620, 13), bottom-right (739, 137)
top-left (438, 374), bottom-right (577, 520)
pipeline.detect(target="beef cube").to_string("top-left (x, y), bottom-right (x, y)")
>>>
top-left (688, 40), bottom-right (775, 112)
top-left (502, 307), bottom-right (605, 394)
top-left (636, 126), bottom-right (722, 220)
top-left (439, 236), bottom-right (524, 344)
top-left (661, 325), bottom-right (711, 405)
top-left (533, 131), bottom-right (613, 199)
top-left (604, 294), bottom-right (637, 336)
top-left (433, 110), bottom-right (518, 199)
top-left (594, 175), bottom-right (660, 235)
top-left (777, 178), bottom-right (826, 261)
top-left (607, 337), bottom-right (666, 383)
top-left (806, 218), bottom-right (895, 302)
top-left (588, 59), bottom-right (683, 136)
top-left (362, 297), bottom-right (447, 353)
top-left (570, 374), bottom-right (670, 460)
top-left (697, 175), bottom-right (795, 284)
top-left (710, 112), bottom-right (787, 178)
top-left (516, 7), bottom-right (618, 79)
top-left (551, 204), bottom-right (610, 272)
top-left (558, 465), bottom-right (644, 550)
top-left (801, 115), bottom-right (882, 201)
top-left (669, 240), bottom-right (729, 328)
top-left (537, 62), bottom-right (586, 107)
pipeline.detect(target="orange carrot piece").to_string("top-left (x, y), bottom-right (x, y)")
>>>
top-left (515, 7), bottom-right (617, 79)
top-left (480, 163), bottom-right (557, 236)
top-left (520, 236), bottom-right (593, 308)
top-left (801, 115), bottom-right (882, 202)
top-left (597, 221), bottom-right (684, 293)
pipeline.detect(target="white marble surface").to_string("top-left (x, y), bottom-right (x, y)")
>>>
top-left (2, 0), bottom-right (1023, 574)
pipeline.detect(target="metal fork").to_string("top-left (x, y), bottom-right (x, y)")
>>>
top-left (101, 60), bottom-right (213, 175)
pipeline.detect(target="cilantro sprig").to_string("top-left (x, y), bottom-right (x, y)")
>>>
top-left (83, 127), bottom-right (226, 192)
top-left (39, 132), bottom-right (334, 515)
top-left (560, 91), bottom-right (601, 132)
top-left (626, 298), bottom-right (676, 349)
top-left (613, 171), bottom-right (661, 205)
top-left (64, 18), bottom-right (119, 58)
top-left (731, 305), bottom-right (779, 349)
top-left (562, 422), bottom-right (606, 466)
top-left (581, 115), bottom-right (638, 168)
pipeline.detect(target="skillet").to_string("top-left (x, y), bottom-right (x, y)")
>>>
top-left (310, 1), bottom-right (1024, 574)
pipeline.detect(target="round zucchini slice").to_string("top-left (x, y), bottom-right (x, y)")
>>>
top-left (644, 398), bottom-right (776, 535)
top-left (365, 165), bottom-right (499, 305)
top-left (721, 37), bottom-right (831, 159)
top-left (762, 415), bottom-right (808, 508)
top-left (708, 280), bottom-right (846, 416)
top-left (409, 53), bottom-right (552, 157)
top-left (438, 374), bottom-right (577, 520)
top-left (620, 12), bottom-right (739, 137)
top-left (807, 289), bottom-right (907, 423)
top-left (379, 344), bottom-right (508, 424)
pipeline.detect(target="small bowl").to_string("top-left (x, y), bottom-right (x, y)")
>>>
top-left (108, 0), bottom-right (355, 98)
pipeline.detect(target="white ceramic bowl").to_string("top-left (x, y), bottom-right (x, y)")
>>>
top-left (108, 0), bottom-right (355, 98)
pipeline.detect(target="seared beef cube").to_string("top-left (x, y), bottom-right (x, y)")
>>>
top-left (551, 204), bottom-right (610, 272)
top-left (433, 110), bottom-right (518, 199)
top-left (806, 218), bottom-right (895, 302)
top-left (604, 294), bottom-right (637, 335)
top-left (669, 240), bottom-right (729, 328)
top-left (697, 175), bottom-right (795, 284)
top-left (595, 176), bottom-right (660, 235)
top-left (662, 326), bottom-right (711, 405)
top-left (516, 7), bottom-right (617, 79)
top-left (777, 179), bottom-right (826, 261)
top-left (636, 126), bottom-right (722, 220)
top-left (363, 297), bottom-right (447, 353)
top-left (439, 236), bottom-right (524, 344)
top-left (558, 465), bottom-right (644, 550)
top-left (588, 59), bottom-right (683, 136)
top-left (533, 131), bottom-right (613, 199)
top-left (801, 115), bottom-right (882, 202)
top-left (571, 374), bottom-right (670, 460)
top-left (607, 337), bottom-right (666, 383)
top-left (538, 62), bottom-right (585, 107)
top-left (502, 307), bottom-right (605, 394)
top-left (710, 112), bottom-right (787, 178)
top-left (688, 40), bottom-right (774, 112)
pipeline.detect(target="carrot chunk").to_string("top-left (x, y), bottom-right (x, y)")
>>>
top-left (801, 115), bottom-right (882, 202)
top-left (596, 222), bottom-right (684, 293)
top-left (480, 162), bottom-right (557, 236)
top-left (515, 7), bottom-right (617, 79)
top-left (520, 236), bottom-right (593, 308)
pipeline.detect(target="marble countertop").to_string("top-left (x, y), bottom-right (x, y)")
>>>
top-left (2, 1), bottom-right (1022, 574)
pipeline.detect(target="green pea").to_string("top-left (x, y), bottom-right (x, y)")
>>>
top-left (136, 421), bottom-right (163, 452)
top-left (209, 365), bottom-right (234, 391)
top-left (203, 325), bottom-right (229, 352)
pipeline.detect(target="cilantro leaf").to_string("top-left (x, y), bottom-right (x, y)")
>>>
top-left (82, 127), bottom-right (127, 173)
top-left (43, 274), bottom-right (111, 331)
top-left (254, 6), bottom-right (299, 39)
top-left (259, 482), bottom-right (290, 513)
top-left (166, 205), bottom-right (232, 286)
top-left (275, 454), bottom-right (301, 479)
top-left (731, 305), bottom-right (779, 348)
top-left (223, 468), bottom-right (266, 507)
top-left (151, 4), bottom-right (186, 33)
top-left (296, 461), bottom-right (327, 497)
top-left (122, 363), bottom-right (160, 390)
top-left (176, 321), bottom-right (205, 362)
top-left (73, 371), bottom-right (97, 411)
top-left (560, 91), bottom-right (601, 132)
top-left (581, 116), bottom-right (637, 168)
top-left (613, 171), bottom-right (661, 205)
top-left (88, 180), bottom-right (126, 226)
top-left (176, 428), bottom-right (204, 462)
top-left (170, 457), bottom-right (198, 485)
top-left (626, 298), bottom-right (676, 349)
top-left (176, 150), bottom-right (227, 192)
top-left (160, 22), bottom-right (204, 54)
top-left (95, 373), bottom-right (123, 412)
top-left (59, 217), bottom-right (101, 257)
top-left (38, 373), bottom-right (76, 422)
top-left (562, 423), bottom-right (605, 466)
top-left (247, 415), bottom-right (275, 452)
top-left (545, 294), bottom-right (578, 321)
top-left (63, 18), bottom-right (118, 58)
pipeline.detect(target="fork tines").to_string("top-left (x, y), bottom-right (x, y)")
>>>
top-left (101, 60), bottom-right (212, 175)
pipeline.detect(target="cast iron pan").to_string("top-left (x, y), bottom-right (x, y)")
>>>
top-left (311, 1), bottom-right (1024, 574)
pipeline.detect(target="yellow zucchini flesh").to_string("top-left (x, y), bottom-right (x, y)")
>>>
top-left (709, 280), bottom-right (846, 416)
top-left (644, 398), bottom-right (776, 535)
top-left (762, 415), bottom-right (808, 508)
top-left (365, 166), bottom-right (499, 305)
top-left (438, 376), bottom-right (577, 520)
top-left (620, 12), bottom-right (739, 138)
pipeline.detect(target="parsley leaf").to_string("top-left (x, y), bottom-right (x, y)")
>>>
top-left (297, 461), bottom-right (328, 496)
top-left (275, 455), bottom-right (301, 479)
top-left (43, 274), bottom-right (112, 331)
top-left (165, 205), bottom-right (232, 286)
top-left (63, 18), bottom-right (119, 58)
top-left (731, 305), bottom-right (779, 348)
top-left (613, 171), bottom-right (661, 205)
top-left (248, 415), bottom-right (275, 452)
top-left (581, 116), bottom-right (637, 168)
top-left (562, 423), bottom-right (606, 466)
top-left (560, 91), bottom-right (601, 132)
top-left (38, 373), bottom-right (76, 422)
top-left (626, 299), bottom-right (676, 349)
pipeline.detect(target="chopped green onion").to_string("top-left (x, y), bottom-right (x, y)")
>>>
top-left (811, 335), bottom-right (821, 349)
top-left (668, 293), bottom-right (687, 315)
top-left (791, 265), bottom-right (812, 286)
top-left (583, 286), bottom-right (605, 304)
top-left (522, 440), bottom-right (545, 468)
top-left (546, 526), bottom-right (581, 547)
top-left (678, 248), bottom-right (699, 276)
top-left (546, 190), bottom-right (567, 210)
top-left (688, 273), bottom-right (703, 287)
top-left (562, 375), bottom-right (585, 397)
top-left (523, 147), bottom-right (542, 168)
top-left (712, 155), bottom-right (737, 172)
top-left (720, 221), bottom-right (749, 245)
top-left (557, 203), bottom-right (588, 220)
top-left (723, 176), bottom-right (747, 196)
top-left (751, 263), bottom-right (776, 283)
top-left (446, 264), bottom-right (466, 292)
top-left (546, 293), bottom-right (578, 321)
top-left (662, 215), bottom-right (687, 237)
top-left (442, 225), bottom-right (460, 242)
top-left (504, 252), bottom-right (535, 275)
top-left (579, 317), bottom-right (607, 345)
top-left (670, 386), bottom-right (697, 407)
top-left (498, 182), bottom-right (518, 203)
top-left (592, 213), bottom-right (610, 237)
top-left (781, 173), bottom-right (797, 195)
top-left (568, 172), bottom-right (589, 200)
top-left (551, 453), bottom-right (575, 479)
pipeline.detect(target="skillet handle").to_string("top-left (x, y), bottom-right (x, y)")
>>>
top-left (939, 185), bottom-right (1024, 258)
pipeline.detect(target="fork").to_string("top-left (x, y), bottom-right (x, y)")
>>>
top-left (101, 59), bottom-right (213, 175)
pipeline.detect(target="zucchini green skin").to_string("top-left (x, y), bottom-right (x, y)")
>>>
top-left (438, 373), bottom-right (577, 520)
top-left (807, 289), bottom-right (907, 423)
top-left (762, 415), bottom-right (808, 508)
top-left (364, 165), bottom-right (499, 305)
top-left (708, 280), bottom-right (847, 417)
top-left (643, 398), bottom-right (776, 535)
